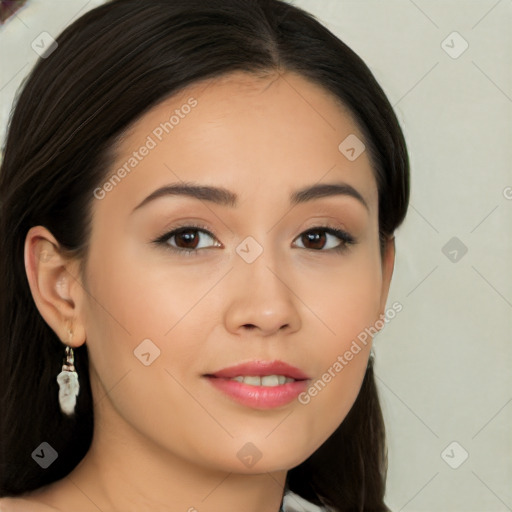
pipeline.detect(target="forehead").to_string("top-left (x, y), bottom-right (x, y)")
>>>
top-left (99, 70), bottom-right (378, 216)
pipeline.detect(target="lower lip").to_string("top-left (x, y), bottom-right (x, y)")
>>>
top-left (205, 377), bottom-right (309, 409)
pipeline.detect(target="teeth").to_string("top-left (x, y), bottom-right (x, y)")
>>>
top-left (243, 376), bottom-right (261, 386)
top-left (229, 375), bottom-right (295, 386)
top-left (261, 375), bottom-right (280, 387)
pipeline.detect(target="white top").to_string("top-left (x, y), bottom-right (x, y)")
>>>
top-left (282, 490), bottom-right (328, 512)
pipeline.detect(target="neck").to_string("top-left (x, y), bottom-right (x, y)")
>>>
top-left (72, 440), bottom-right (287, 511)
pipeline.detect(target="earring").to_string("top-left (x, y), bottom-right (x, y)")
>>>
top-left (367, 347), bottom-right (375, 368)
top-left (56, 329), bottom-right (80, 416)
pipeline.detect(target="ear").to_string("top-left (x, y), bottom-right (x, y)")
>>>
top-left (378, 235), bottom-right (396, 317)
top-left (24, 225), bottom-right (87, 347)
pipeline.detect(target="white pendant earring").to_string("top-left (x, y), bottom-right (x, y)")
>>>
top-left (56, 331), bottom-right (80, 416)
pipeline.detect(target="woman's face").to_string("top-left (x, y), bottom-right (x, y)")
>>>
top-left (79, 70), bottom-right (394, 473)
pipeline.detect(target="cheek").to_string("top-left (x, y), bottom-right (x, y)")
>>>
top-left (84, 232), bottom-right (215, 343)
top-left (289, 250), bottom-right (382, 439)
top-left (301, 248), bottom-right (383, 347)
top-left (81, 234), bottom-right (225, 429)
top-left (81, 243), bottom-right (225, 460)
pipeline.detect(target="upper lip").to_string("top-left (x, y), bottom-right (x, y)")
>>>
top-left (205, 360), bottom-right (309, 380)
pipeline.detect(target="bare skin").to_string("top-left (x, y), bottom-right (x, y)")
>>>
top-left (5, 70), bottom-right (394, 512)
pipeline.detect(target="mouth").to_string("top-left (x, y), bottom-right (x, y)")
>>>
top-left (216, 375), bottom-right (298, 386)
top-left (203, 360), bottom-right (310, 409)
top-left (205, 359), bottom-right (309, 381)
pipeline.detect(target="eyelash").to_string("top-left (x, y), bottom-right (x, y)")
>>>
top-left (152, 222), bottom-right (357, 257)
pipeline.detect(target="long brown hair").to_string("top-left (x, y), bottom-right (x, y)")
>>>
top-left (0, 1), bottom-right (410, 509)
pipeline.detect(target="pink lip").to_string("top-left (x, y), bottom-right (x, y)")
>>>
top-left (206, 360), bottom-right (310, 380)
top-left (204, 360), bottom-right (310, 410)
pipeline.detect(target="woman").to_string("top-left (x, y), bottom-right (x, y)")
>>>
top-left (0, 0), bottom-right (410, 510)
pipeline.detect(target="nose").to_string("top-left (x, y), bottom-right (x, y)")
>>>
top-left (223, 249), bottom-right (302, 337)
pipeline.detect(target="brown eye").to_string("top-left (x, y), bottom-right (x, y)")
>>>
top-left (293, 227), bottom-right (354, 252)
top-left (173, 229), bottom-right (201, 249)
top-left (301, 230), bottom-right (327, 250)
top-left (154, 226), bottom-right (222, 254)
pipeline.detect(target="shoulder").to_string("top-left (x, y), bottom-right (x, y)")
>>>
top-left (0, 497), bottom-right (62, 512)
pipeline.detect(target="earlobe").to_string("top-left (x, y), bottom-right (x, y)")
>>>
top-left (24, 225), bottom-right (86, 347)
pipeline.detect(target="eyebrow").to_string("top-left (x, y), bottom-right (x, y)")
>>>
top-left (131, 181), bottom-right (369, 213)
